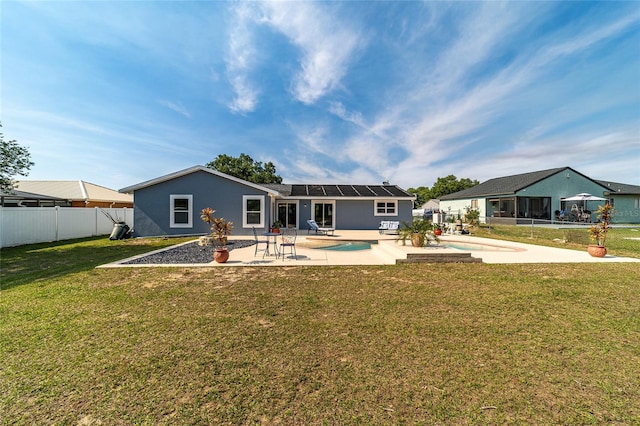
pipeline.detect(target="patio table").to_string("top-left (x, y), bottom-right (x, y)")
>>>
top-left (263, 232), bottom-right (280, 257)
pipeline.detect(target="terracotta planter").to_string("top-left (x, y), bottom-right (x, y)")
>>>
top-left (587, 245), bottom-right (607, 258)
top-left (434, 229), bottom-right (442, 236)
top-left (411, 233), bottom-right (425, 247)
top-left (213, 248), bottom-right (229, 263)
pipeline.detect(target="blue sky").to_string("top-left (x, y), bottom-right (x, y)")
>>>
top-left (2, 1), bottom-right (639, 191)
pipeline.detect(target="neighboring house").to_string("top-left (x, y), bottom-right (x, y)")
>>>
top-left (119, 165), bottom-right (415, 237)
top-left (439, 167), bottom-right (640, 224)
top-left (0, 189), bottom-right (70, 207)
top-left (421, 199), bottom-right (440, 212)
top-left (597, 180), bottom-right (640, 224)
top-left (14, 180), bottom-right (133, 208)
top-left (412, 199), bottom-right (440, 219)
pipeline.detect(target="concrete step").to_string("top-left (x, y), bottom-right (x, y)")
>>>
top-left (397, 252), bottom-right (482, 264)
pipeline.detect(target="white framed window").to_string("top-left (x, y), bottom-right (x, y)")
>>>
top-left (243, 195), bottom-right (264, 227)
top-left (374, 200), bottom-right (397, 216)
top-left (170, 194), bottom-right (193, 228)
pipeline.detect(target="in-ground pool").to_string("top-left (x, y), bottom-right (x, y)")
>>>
top-left (304, 240), bottom-right (377, 251)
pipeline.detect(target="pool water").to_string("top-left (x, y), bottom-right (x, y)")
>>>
top-left (310, 241), bottom-right (375, 251)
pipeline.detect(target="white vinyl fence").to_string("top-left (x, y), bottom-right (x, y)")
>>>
top-left (0, 207), bottom-right (133, 248)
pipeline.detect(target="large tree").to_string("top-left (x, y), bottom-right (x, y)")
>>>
top-left (408, 175), bottom-right (479, 207)
top-left (1, 124), bottom-right (34, 193)
top-left (430, 175), bottom-right (479, 199)
top-left (206, 153), bottom-right (282, 184)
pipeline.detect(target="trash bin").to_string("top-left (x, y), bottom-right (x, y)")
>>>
top-left (109, 222), bottom-right (130, 240)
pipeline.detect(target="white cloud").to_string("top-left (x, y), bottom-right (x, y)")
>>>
top-left (259, 2), bottom-right (366, 104)
top-left (225, 3), bottom-right (260, 113)
top-left (157, 100), bottom-right (191, 118)
top-left (328, 102), bottom-right (365, 128)
top-left (348, 6), bottom-right (640, 188)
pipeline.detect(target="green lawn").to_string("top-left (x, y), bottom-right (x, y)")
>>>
top-left (1, 237), bottom-right (639, 424)
top-left (471, 225), bottom-right (640, 259)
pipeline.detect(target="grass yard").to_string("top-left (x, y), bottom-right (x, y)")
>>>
top-left (472, 225), bottom-right (640, 259)
top-left (1, 237), bottom-right (639, 424)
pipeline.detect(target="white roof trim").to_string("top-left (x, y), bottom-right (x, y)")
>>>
top-left (119, 165), bottom-right (280, 195)
top-left (79, 180), bottom-right (89, 200)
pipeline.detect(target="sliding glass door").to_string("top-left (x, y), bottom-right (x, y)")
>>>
top-left (276, 202), bottom-right (298, 228)
top-left (313, 201), bottom-right (334, 227)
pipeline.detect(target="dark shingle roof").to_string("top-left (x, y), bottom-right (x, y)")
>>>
top-left (596, 180), bottom-right (640, 195)
top-left (263, 184), bottom-right (414, 198)
top-left (440, 167), bottom-right (570, 200)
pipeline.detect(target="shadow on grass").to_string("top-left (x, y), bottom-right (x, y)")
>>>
top-left (0, 236), bottom-right (189, 290)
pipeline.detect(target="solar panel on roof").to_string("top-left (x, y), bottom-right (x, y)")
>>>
top-left (307, 185), bottom-right (325, 196)
top-left (353, 185), bottom-right (375, 196)
top-left (367, 186), bottom-right (386, 196)
top-left (290, 185), bottom-right (308, 196)
top-left (338, 185), bottom-right (359, 196)
top-left (384, 186), bottom-right (410, 197)
top-left (322, 185), bottom-right (342, 196)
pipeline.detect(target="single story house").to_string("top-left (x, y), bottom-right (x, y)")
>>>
top-left (0, 189), bottom-right (70, 207)
top-left (439, 167), bottom-right (640, 224)
top-left (119, 165), bottom-right (415, 237)
top-left (15, 180), bottom-right (133, 208)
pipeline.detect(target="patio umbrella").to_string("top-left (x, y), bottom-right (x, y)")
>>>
top-left (561, 193), bottom-right (607, 220)
top-left (561, 192), bottom-right (607, 202)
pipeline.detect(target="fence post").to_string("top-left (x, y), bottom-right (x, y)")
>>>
top-left (55, 206), bottom-right (60, 241)
top-left (530, 218), bottom-right (534, 239)
top-left (95, 207), bottom-right (99, 236)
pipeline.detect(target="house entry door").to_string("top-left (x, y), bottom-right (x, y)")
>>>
top-left (277, 202), bottom-right (297, 228)
top-left (313, 202), bottom-right (334, 228)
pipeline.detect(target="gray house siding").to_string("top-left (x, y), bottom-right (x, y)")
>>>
top-left (123, 166), bottom-right (417, 237)
top-left (132, 170), bottom-right (272, 237)
top-left (335, 199), bottom-right (413, 230)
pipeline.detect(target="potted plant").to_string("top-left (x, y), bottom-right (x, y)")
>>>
top-left (201, 207), bottom-right (234, 263)
top-left (397, 219), bottom-right (439, 247)
top-left (271, 220), bottom-right (283, 233)
top-left (587, 204), bottom-right (613, 258)
top-left (464, 206), bottom-right (480, 228)
top-left (433, 223), bottom-right (443, 236)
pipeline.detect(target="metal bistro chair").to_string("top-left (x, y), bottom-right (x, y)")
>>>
top-left (252, 227), bottom-right (269, 258)
top-left (278, 228), bottom-right (297, 261)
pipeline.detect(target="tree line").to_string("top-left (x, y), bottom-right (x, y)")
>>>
top-left (407, 175), bottom-right (479, 208)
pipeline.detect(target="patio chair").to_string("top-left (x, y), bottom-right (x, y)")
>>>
top-left (306, 219), bottom-right (335, 236)
top-left (252, 227), bottom-right (269, 258)
top-left (378, 221), bottom-right (390, 234)
top-left (278, 228), bottom-right (297, 261)
top-left (378, 220), bottom-right (399, 234)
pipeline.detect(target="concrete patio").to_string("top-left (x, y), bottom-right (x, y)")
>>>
top-left (100, 230), bottom-right (640, 268)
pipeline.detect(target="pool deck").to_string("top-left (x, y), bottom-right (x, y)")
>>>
top-left (99, 230), bottom-right (640, 268)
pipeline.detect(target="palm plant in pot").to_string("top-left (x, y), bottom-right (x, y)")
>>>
top-left (200, 207), bottom-right (234, 263)
top-left (397, 219), bottom-right (439, 247)
top-left (271, 220), bottom-right (283, 233)
top-left (587, 204), bottom-right (613, 258)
